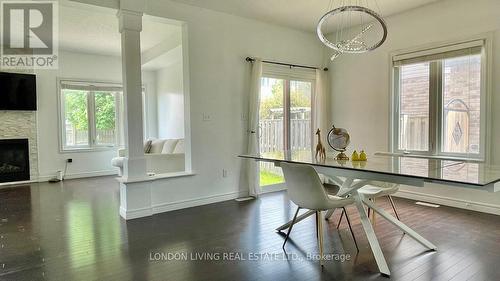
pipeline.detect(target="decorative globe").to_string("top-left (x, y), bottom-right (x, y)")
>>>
top-left (327, 125), bottom-right (351, 160)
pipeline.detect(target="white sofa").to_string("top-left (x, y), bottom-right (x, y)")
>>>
top-left (111, 138), bottom-right (185, 176)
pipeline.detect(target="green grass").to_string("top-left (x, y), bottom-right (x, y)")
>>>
top-left (260, 171), bottom-right (284, 186)
top-left (259, 149), bottom-right (311, 186)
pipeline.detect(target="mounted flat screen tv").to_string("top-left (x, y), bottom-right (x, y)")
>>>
top-left (0, 72), bottom-right (37, 111)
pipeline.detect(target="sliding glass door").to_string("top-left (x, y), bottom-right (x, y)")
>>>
top-left (258, 77), bottom-right (313, 190)
top-left (289, 80), bottom-right (313, 158)
top-left (259, 77), bottom-right (286, 187)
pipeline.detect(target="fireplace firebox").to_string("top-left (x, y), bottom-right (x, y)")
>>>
top-left (0, 139), bottom-right (30, 183)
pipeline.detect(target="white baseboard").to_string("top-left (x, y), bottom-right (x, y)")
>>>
top-left (37, 169), bottom-right (118, 182)
top-left (0, 170), bottom-right (118, 187)
top-left (394, 190), bottom-right (500, 216)
top-left (0, 179), bottom-right (38, 188)
top-left (0, 170), bottom-right (118, 188)
top-left (120, 206), bottom-right (153, 220)
top-left (152, 190), bottom-right (248, 214)
top-left (64, 170), bottom-right (118, 180)
top-left (120, 190), bottom-right (248, 220)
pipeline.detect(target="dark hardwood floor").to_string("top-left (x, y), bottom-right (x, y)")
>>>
top-left (0, 177), bottom-right (499, 281)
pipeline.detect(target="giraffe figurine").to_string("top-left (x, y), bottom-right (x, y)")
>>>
top-left (315, 128), bottom-right (326, 161)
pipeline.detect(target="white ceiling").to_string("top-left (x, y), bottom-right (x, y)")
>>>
top-left (170, 0), bottom-right (442, 32)
top-left (59, 4), bottom-right (182, 57)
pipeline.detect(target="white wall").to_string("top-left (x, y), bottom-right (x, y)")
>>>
top-left (143, 0), bottom-right (324, 205)
top-left (142, 70), bottom-right (159, 139)
top-left (156, 46), bottom-right (184, 139)
top-left (59, 0), bottom-right (500, 217)
top-left (68, 0), bottom-right (324, 212)
top-left (329, 0), bottom-right (500, 213)
top-left (35, 50), bottom-right (158, 180)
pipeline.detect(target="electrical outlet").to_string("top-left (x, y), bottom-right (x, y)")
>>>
top-left (67, 159), bottom-right (73, 163)
top-left (222, 169), bottom-right (228, 178)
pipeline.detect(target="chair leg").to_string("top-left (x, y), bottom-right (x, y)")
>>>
top-left (325, 209), bottom-right (335, 220)
top-left (343, 207), bottom-right (359, 252)
top-left (282, 207), bottom-right (301, 250)
top-left (336, 208), bottom-right (345, 229)
top-left (315, 209), bottom-right (319, 238)
top-left (316, 211), bottom-right (325, 267)
top-left (370, 198), bottom-right (377, 226)
top-left (388, 195), bottom-right (401, 221)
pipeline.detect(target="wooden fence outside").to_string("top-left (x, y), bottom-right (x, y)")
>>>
top-left (66, 126), bottom-right (116, 146)
top-left (259, 119), bottom-right (311, 153)
top-left (259, 119), bottom-right (311, 177)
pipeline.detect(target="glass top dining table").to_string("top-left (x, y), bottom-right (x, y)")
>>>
top-left (239, 151), bottom-right (500, 190)
top-left (240, 151), bottom-right (500, 276)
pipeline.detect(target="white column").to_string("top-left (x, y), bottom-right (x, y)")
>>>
top-left (118, 8), bottom-right (146, 179)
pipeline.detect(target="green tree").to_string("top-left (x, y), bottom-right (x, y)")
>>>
top-left (65, 90), bottom-right (116, 130)
top-left (95, 92), bottom-right (116, 130)
top-left (290, 81), bottom-right (311, 108)
top-left (260, 81), bottom-right (284, 119)
top-left (259, 80), bottom-right (311, 119)
top-left (65, 90), bottom-right (88, 130)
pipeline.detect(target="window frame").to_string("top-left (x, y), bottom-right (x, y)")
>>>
top-left (58, 79), bottom-right (125, 152)
top-left (390, 36), bottom-right (492, 162)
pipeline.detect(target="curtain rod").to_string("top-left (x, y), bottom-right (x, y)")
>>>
top-left (245, 57), bottom-right (328, 71)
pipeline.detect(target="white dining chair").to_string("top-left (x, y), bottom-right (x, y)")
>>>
top-left (336, 182), bottom-right (401, 229)
top-left (280, 163), bottom-right (359, 265)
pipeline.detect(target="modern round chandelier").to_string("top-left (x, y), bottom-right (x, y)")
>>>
top-left (317, 1), bottom-right (388, 61)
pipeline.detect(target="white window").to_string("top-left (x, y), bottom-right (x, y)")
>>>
top-left (392, 39), bottom-right (488, 160)
top-left (59, 81), bottom-right (124, 151)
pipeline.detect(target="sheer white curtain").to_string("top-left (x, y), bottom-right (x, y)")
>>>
top-left (313, 69), bottom-right (330, 145)
top-left (247, 59), bottom-right (263, 197)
